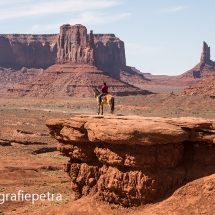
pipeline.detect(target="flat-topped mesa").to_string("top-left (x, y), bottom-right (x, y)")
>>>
top-left (56, 24), bottom-right (96, 65)
top-left (200, 41), bottom-right (211, 64)
top-left (0, 23), bottom-right (129, 80)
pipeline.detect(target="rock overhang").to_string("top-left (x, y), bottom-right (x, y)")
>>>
top-left (46, 115), bottom-right (215, 206)
top-left (46, 115), bottom-right (215, 146)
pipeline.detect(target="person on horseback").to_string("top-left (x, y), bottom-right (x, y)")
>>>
top-left (98, 82), bottom-right (108, 104)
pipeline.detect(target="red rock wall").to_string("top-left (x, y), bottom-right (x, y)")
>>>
top-left (0, 34), bottom-right (57, 68)
top-left (56, 25), bottom-right (127, 78)
top-left (0, 24), bottom-right (127, 79)
top-left (94, 34), bottom-right (126, 78)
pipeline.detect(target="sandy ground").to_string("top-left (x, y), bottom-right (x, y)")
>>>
top-left (1, 94), bottom-right (215, 214)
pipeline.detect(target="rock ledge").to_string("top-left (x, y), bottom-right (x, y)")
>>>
top-left (46, 115), bottom-right (215, 206)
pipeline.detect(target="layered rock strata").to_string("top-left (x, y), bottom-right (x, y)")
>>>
top-left (0, 23), bottom-right (149, 87)
top-left (56, 24), bottom-right (128, 79)
top-left (0, 24), bottom-right (129, 79)
top-left (46, 115), bottom-right (215, 206)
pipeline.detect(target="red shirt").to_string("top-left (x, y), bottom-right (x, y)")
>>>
top-left (101, 85), bottom-right (108, 93)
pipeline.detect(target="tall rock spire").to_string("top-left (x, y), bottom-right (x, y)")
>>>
top-left (56, 24), bottom-right (95, 65)
top-left (200, 41), bottom-right (211, 63)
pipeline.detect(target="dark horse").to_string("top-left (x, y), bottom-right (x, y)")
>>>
top-left (93, 89), bottom-right (114, 115)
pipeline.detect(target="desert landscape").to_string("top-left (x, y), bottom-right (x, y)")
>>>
top-left (1, 23), bottom-right (215, 215)
top-left (1, 93), bottom-right (215, 215)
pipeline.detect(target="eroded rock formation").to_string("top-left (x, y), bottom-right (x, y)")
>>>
top-left (94, 34), bottom-right (126, 78)
top-left (173, 41), bottom-right (215, 84)
top-left (200, 41), bottom-right (211, 64)
top-left (46, 115), bottom-right (215, 206)
top-left (180, 70), bottom-right (215, 96)
top-left (0, 23), bottom-right (149, 88)
top-left (56, 24), bottom-right (129, 79)
top-left (56, 24), bottom-right (95, 65)
top-left (147, 41), bottom-right (215, 87)
top-left (0, 24), bottom-right (129, 79)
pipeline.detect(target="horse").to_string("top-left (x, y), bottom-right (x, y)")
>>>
top-left (93, 88), bottom-right (114, 115)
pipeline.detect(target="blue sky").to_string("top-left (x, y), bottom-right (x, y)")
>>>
top-left (0, 0), bottom-right (215, 76)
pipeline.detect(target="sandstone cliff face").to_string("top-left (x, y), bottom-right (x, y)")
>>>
top-left (46, 115), bottom-right (215, 206)
top-left (0, 27), bottom-right (151, 98)
top-left (94, 34), bottom-right (126, 78)
top-left (56, 25), bottom-right (128, 79)
top-left (0, 34), bottom-right (58, 68)
top-left (0, 24), bottom-right (139, 82)
top-left (56, 24), bottom-right (95, 65)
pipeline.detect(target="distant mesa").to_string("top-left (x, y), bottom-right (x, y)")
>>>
top-left (0, 24), bottom-right (151, 97)
top-left (2, 23), bottom-right (213, 96)
top-left (8, 64), bottom-right (151, 98)
top-left (0, 24), bottom-right (127, 79)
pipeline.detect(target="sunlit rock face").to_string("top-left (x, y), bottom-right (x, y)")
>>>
top-left (93, 33), bottom-right (126, 78)
top-left (46, 115), bottom-right (215, 206)
top-left (56, 24), bottom-right (127, 79)
top-left (0, 24), bottom-right (129, 80)
top-left (56, 24), bottom-right (96, 65)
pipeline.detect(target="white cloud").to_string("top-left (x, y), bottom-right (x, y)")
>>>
top-left (28, 11), bottom-right (131, 33)
top-left (160, 6), bottom-right (188, 13)
top-left (125, 43), bottom-right (164, 56)
top-left (0, 0), bottom-right (122, 20)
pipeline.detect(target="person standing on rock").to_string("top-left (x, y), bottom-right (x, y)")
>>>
top-left (98, 82), bottom-right (108, 104)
